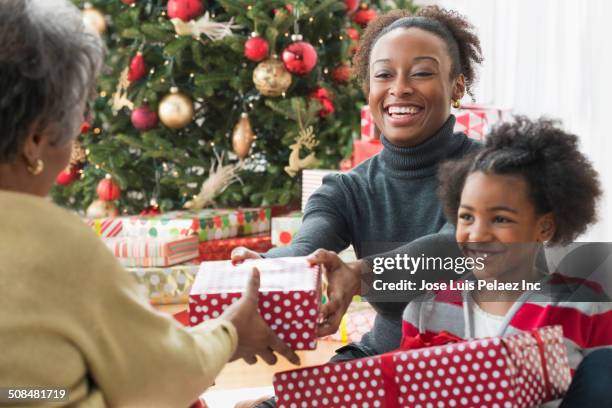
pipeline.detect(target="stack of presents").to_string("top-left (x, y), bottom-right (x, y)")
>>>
top-left (81, 104), bottom-right (574, 406)
top-left (86, 208), bottom-right (274, 304)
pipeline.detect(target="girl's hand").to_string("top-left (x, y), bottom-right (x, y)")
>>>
top-left (306, 249), bottom-right (368, 337)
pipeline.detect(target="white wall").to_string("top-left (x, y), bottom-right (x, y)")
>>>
top-left (430, 0), bottom-right (612, 241)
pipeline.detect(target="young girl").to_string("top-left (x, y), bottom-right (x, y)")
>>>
top-left (402, 117), bottom-right (612, 406)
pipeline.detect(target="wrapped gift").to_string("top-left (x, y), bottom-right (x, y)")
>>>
top-left (104, 235), bottom-right (199, 267)
top-left (189, 257), bottom-right (321, 350)
top-left (84, 217), bottom-right (123, 238)
top-left (322, 301), bottom-right (376, 343)
top-left (197, 233), bottom-right (272, 261)
top-left (122, 208), bottom-right (271, 242)
top-left (353, 139), bottom-right (383, 166)
top-left (301, 170), bottom-right (340, 211)
top-left (274, 326), bottom-right (571, 407)
top-left (361, 105), bottom-right (381, 143)
top-left (271, 212), bottom-right (303, 247)
top-left (454, 103), bottom-right (512, 141)
top-left (127, 263), bottom-right (199, 304)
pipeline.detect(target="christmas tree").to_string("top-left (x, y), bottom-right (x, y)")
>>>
top-left (53, 0), bottom-right (416, 216)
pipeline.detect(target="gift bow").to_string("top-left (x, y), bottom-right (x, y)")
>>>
top-left (399, 330), bottom-right (464, 351)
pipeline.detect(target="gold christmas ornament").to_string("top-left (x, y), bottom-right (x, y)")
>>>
top-left (158, 87), bottom-right (194, 129)
top-left (284, 125), bottom-right (319, 177)
top-left (232, 113), bottom-right (255, 159)
top-left (252, 57), bottom-right (292, 97)
top-left (86, 199), bottom-right (119, 218)
top-left (82, 5), bottom-right (107, 34)
top-left (111, 68), bottom-right (134, 114)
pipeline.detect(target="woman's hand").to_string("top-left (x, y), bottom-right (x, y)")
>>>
top-left (306, 249), bottom-right (368, 337)
top-left (230, 246), bottom-right (262, 264)
top-left (221, 268), bottom-right (300, 366)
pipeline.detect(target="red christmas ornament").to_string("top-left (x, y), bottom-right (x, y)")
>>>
top-left (167, 0), bottom-right (204, 22)
top-left (272, 4), bottom-right (293, 15)
top-left (281, 35), bottom-right (318, 76)
top-left (309, 87), bottom-right (335, 117)
top-left (344, 0), bottom-right (359, 13)
top-left (353, 8), bottom-right (377, 27)
top-left (346, 27), bottom-right (360, 41)
top-left (121, 0), bottom-right (136, 4)
top-left (309, 87), bottom-right (330, 100)
top-left (80, 121), bottom-right (91, 134)
top-left (97, 176), bottom-right (121, 201)
top-left (244, 35), bottom-right (269, 62)
top-left (56, 166), bottom-right (80, 186)
top-left (319, 98), bottom-right (335, 117)
top-left (131, 105), bottom-right (159, 131)
top-left (332, 64), bottom-right (351, 83)
top-left (127, 52), bottom-right (146, 82)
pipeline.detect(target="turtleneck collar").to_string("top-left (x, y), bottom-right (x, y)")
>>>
top-left (379, 115), bottom-right (464, 179)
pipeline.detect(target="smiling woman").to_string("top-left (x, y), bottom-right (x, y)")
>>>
top-left (353, 8), bottom-right (483, 147)
top-left (234, 7), bottom-right (490, 408)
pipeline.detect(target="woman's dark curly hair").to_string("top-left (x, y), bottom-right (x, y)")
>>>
top-left (353, 6), bottom-right (483, 96)
top-left (438, 116), bottom-right (602, 244)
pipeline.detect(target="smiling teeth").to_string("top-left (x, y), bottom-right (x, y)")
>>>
top-left (388, 106), bottom-right (420, 114)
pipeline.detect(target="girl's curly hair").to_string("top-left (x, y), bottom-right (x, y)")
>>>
top-left (438, 116), bottom-right (602, 244)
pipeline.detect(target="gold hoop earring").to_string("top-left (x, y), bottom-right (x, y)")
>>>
top-left (452, 99), bottom-right (461, 109)
top-left (27, 159), bottom-right (44, 176)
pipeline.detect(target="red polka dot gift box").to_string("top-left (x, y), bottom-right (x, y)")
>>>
top-left (273, 325), bottom-right (571, 407)
top-left (189, 257), bottom-right (321, 350)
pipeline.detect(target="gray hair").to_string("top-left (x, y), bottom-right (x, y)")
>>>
top-left (0, 0), bottom-right (104, 162)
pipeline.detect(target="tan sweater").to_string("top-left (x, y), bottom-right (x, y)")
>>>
top-left (0, 191), bottom-right (237, 407)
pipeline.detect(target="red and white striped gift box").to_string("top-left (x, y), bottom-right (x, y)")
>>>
top-left (103, 235), bottom-right (199, 267)
top-left (189, 257), bottom-right (321, 350)
top-left (84, 217), bottom-right (123, 238)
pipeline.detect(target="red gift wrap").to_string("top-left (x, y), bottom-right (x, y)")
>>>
top-left (274, 326), bottom-right (571, 407)
top-left (197, 233), bottom-right (272, 261)
top-left (361, 105), bottom-right (381, 143)
top-left (353, 139), bottom-right (383, 166)
top-left (454, 103), bottom-right (513, 141)
top-left (189, 257), bottom-right (321, 350)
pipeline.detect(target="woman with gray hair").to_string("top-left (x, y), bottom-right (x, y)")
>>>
top-left (0, 1), bottom-right (298, 406)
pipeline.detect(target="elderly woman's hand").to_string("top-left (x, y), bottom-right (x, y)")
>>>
top-left (221, 268), bottom-right (300, 366)
top-left (307, 249), bottom-right (369, 337)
